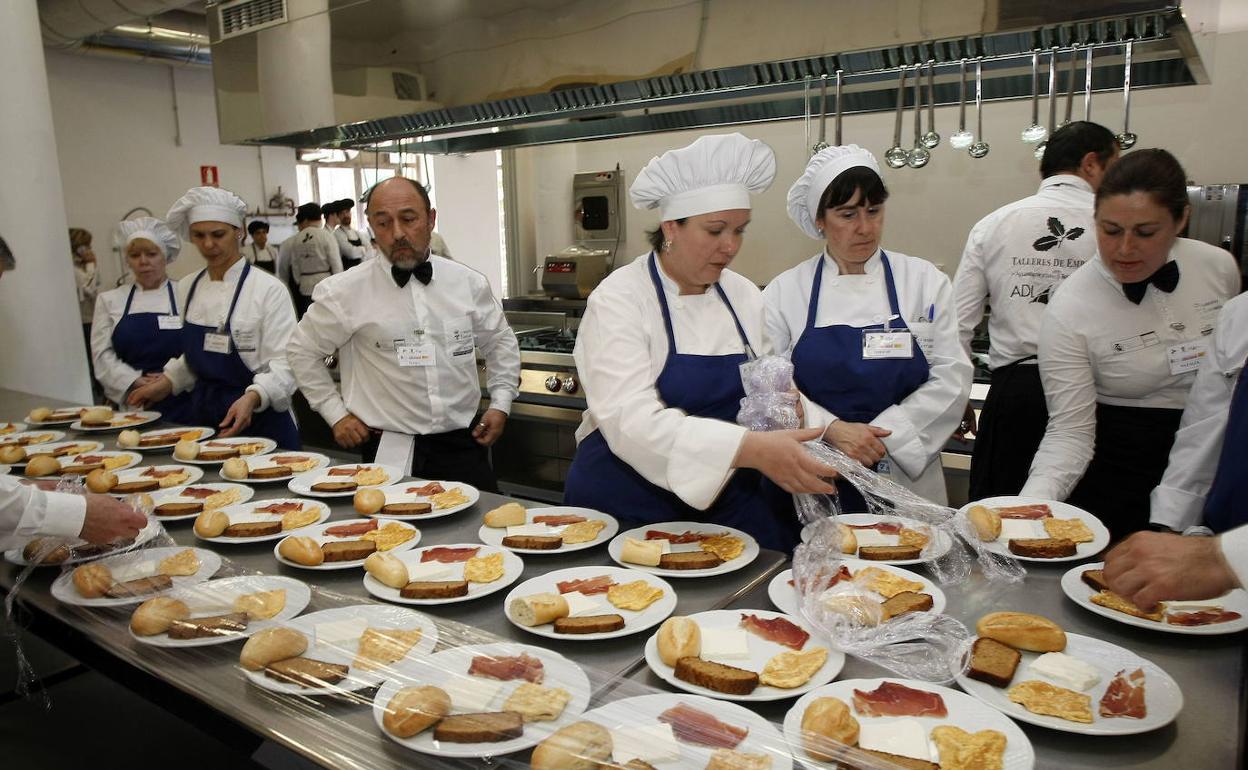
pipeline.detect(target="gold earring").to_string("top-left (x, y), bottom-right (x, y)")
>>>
top-left (662, 240), bottom-right (672, 251)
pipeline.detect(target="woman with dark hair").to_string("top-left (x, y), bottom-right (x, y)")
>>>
top-left (70, 227), bottom-right (102, 398)
top-left (764, 145), bottom-right (972, 509)
top-left (1023, 148), bottom-right (1240, 537)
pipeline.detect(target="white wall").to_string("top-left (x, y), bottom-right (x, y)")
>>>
top-left (429, 152), bottom-right (506, 296)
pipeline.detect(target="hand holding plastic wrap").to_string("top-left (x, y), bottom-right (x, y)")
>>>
top-left (737, 355), bottom-right (800, 431)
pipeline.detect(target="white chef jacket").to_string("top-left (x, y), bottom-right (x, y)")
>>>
top-left (1023, 238), bottom-right (1240, 500)
top-left (574, 253), bottom-right (769, 511)
top-left (90, 280), bottom-right (178, 406)
top-left (0, 476), bottom-right (85, 552)
top-left (954, 175), bottom-right (1098, 369)
top-left (162, 257), bottom-right (299, 413)
top-left (277, 227), bottom-right (342, 296)
top-left (245, 241), bottom-right (278, 266)
top-left (75, 262), bottom-right (99, 324)
top-left (763, 249), bottom-right (972, 503)
top-left (1222, 525), bottom-right (1248, 591)
top-left (287, 254), bottom-right (520, 434)
top-left (334, 226), bottom-right (370, 264)
top-left (1150, 293), bottom-right (1248, 530)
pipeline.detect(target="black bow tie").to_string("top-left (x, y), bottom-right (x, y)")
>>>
top-left (392, 260), bottom-right (432, 288)
top-left (1123, 260), bottom-right (1180, 304)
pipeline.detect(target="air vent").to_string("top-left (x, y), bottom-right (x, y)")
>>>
top-left (217, 0), bottom-right (287, 40)
top-left (391, 72), bottom-right (427, 101)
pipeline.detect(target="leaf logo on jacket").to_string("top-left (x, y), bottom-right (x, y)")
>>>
top-left (1032, 217), bottom-right (1084, 252)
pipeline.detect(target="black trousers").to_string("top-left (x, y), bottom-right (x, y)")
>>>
top-left (361, 427), bottom-right (498, 493)
top-left (969, 360), bottom-right (1047, 500)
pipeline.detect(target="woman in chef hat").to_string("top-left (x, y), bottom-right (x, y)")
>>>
top-left (89, 217), bottom-right (195, 421)
top-left (563, 133), bottom-right (837, 551)
top-left (764, 145), bottom-right (972, 509)
top-left (128, 187), bottom-right (301, 447)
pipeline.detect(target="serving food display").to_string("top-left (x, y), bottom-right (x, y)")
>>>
top-left (25, 406), bottom-right (96, 425)
top-left (150, 483), bottom-right (254, 520)
top-left (289, 463), bottom-right (404, 498)
top-left (353, 480), bottom-right (480, 520)
top-left (6, 517), bottom-right (163, 567)
top-left (118, 426), bottom-right (216, 452)
top-left (767, 560), bottom-right (947, 623)
top-left (504, 565), bottom-right (677, 641)
top-left (274, 519), bottom-right (420, 570)
top-left (960, 497), bottom-right (1110, 562)
top-left (51, 547), bottom-right (223, 607)
top-left (173, 436), bottom-right (278, 465)
top-left (193, 498), bottom-right (331, 543)
top-left (609, 522), bottom-right (760, 577)
top-left (362, 543), bottom-right (524, 605)
top-left (1060, 563), bottom-right (1248, 635)
top-left (70, 409), bottom-right (160, 432)
top-left (218, 452), bottom-right (331, 483)
top-left (0, 440), bottom-right (103, 467)
top-left (21, 450), bottom-right (141, 480)
top-left (99, 463), bottom-right (203, 495)
top-left (802, 513), bottom-right (955, 566)
top-left (129, 575), bottom-right (311, 648)
top-left (478, 503), bottom-right (619, 554)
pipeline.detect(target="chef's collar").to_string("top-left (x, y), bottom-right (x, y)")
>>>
top-left (821, 247), bottom-right (882, 277)
top-left (1038, 174), bottom-right (1093, 196)
top-left (653, 253), bottom-right (712, 297)
top-left (208, 256), bottom-right (247, 282)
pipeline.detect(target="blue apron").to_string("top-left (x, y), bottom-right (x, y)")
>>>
top-left (1203, 357), bottom-right (1248, 533)
top-left (564, 254), bottom-right (801, 552)
top-left (112, 282), bottom-right (194, 424)
top-left (181, 263), bottom-right (301, 449)
top-left (791, 252), bottom-right (930, 512)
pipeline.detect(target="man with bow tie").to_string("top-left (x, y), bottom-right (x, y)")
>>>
top-left (287, 177), bottom-right (520, 491)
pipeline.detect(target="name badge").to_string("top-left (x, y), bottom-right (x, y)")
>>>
top-left (446, 316), bottom-right (475, 359)
top-left (397, 342), bottom-right (435, 367)
top-left (1167, 339), bottom-right (1211, 376)
top-left (157, 315), bottom-right (183, 330)
top-left (232, 329), bottom-right (257, 352)
top-left (862, 330), bottom-right (913, 359)
top-left (1110, 331), bottom-right (1161, 355)
top-left (204, 332), bottom-right (231, 354)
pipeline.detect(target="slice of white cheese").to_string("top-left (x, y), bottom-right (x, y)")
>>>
top-left (315, 617), bottom-right (369, 649)
top-left (406, 562), bottom-right (457, 581)
top-left (506, 523), bottom-right (555, 537)
top-left (442, 676), bottom-right (503, 712)
top-left (853, 530), bottom-right (899, 548)
top-left (699, 627), bottom-right (751, 660)
top-left (857, 719), bottom-right (932, 761)
top-left (610, 724), bottom-right (681, 765)
top-left (111, 560), bottom-right (159, 582)
top-left (1028, 652), bottom-right (1102, 692)
top-left (998, 519), bottom-right (1039, 542)
top-left (563, 592), bottom-right (605, 618)
top-left (1162, 600), bottom-right (1225, 613)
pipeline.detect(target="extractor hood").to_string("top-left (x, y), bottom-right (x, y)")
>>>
top-left (206, 0), bottom-right (1217, 153)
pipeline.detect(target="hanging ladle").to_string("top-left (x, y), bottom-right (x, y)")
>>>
top-left (802, 76), bottom-right (812, 155)
top-left (969, 58), bottom-right (990, 158)
top-left (1034, 50), bottom-right (1058, 160)
top-left (921, 61), bottom-right (940, 148)
top-left (908, 66), bottom-right (931, 168)
top-left (812, 73), bottom-right (830, 153)
top-left (1117, 40), bottom-right (1137, 148)
top-left (1021, 51), bottom-right (1047, 144)
top-left (834, 69), bottom-right (844, 146)
top-left (1084, 46), bottom-right (1094, 121)
top-left (1062, 44), bottom-right (1078, 127)
top-left (885, 66), bottom-right (910, 168)
top-left (950, 59), bottom-right (974, 149)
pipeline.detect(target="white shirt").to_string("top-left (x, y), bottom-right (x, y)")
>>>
top-left (1222, 525), bottom-right (1248, 592)
top-left (954, 175), bottom-right (1098, 369)
top-left (1150, 293), bottom-right (1248, 530)
top-left (245, 242), bottom-right (278, 266)
top-left (287, 254), bottom-right (520, 434)
top-left (162, 258), bottom-right (299, 414)
top-left (334, 226), bottom-right (370, 264)
top-left (0, 476), bottom-right (85, 552)
top-left (763, 249), bottom-right (972, 495)
top-left (1023, 238), bottom-right (1240, 500)
top-left (90, 280), bottom-right (178, 406)
top-left (277, 227), bottom-right (342, 296)
top-left (574, 253), bottom-right (769, 511)
top-left (75, 261), bottom-right (100, 323)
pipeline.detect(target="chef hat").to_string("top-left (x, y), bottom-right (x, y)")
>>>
top-left (166, 186), bottom-right (247, 237)
top-left (630, 133), bottom-right (776, 221)
top-left (116, 217), bottom-right (181, 262)
top-left (787, 144), bottom-right (881, 240)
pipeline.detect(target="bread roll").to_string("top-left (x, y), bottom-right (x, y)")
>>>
top-left (221, 457), bottom-right (249, 480)
top-left (801, 697), bottom-right (859, 761)
top-left (0, 445), bottom-right (26, 464)
top-left (239, 626), bottom-right (308, 671)
top-left (82, 406), bottom-right (113, 423)
top-left (976, 611), bottom-right (1066, 652)
top-left (837, 524), bottom-right (858, 555)
top-left (354, 487), bottom-right (385, 515)
top-left (383, 685), bottom-right (451, 738)
top-left (173, 439), bottom-right (200, 461)
top-left (530, 721), bottom-right (613, 770)
top-left (620, 537), bottom-right (663, 567)
top-left (28, 407), bottom-right (52, 422)
top-left (364, 551), bottom-right (409, 588)
top-left (193, 508), bottom-right (229, 538)
top-left (279, 536), bottom-right (324, 566)
top-left (117, 429), bottom-right (141, 448)
top-left (509, 592), bottom-right (569, 627)
top-left (967, 505), bottom-right (1001, 541)
top-left (130, 597), bottom-right (190, 635)
top-left (85, 468), bottom-right (118, 493)
top-left (25, 455), bottom-right (60, 477)
top-left (72, 563), bottom-right (114, 598)
top-left (483, 502), bottom-right (527, 528)
top-left (656, 616), bottom-right (701, 666)
top-left (22, 538), bottom-right (69, 564)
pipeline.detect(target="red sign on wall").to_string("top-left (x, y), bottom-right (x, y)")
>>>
top-left (200, 165), bottom-right (219, 186)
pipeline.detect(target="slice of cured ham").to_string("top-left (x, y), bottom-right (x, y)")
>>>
top-left (1099, 668), bottom-right (1146, 719)
top-left (74, 455), bottom-right (107, 464)
top-left (142, 467), bottom-right (184, 478)
top-left (645, 530), bottom-right (724, 543)
top-left (789, 564), bottom-right (853, 591)
top-left (846, 522), bottom-right (903, 534)
top-left (408, 482), bottom-right (445, 495)
top-left (272, 455), bottom-right (312, 465)
top-left (467, 652), bottom-right (544, 683)
top-left (420, 546), bottom-right (480, 563)
top-left (852, 681), bottom-right (948, 718)
top-left (556, 575), bottom-right (617, 595)
top-left (1165, 609), bottom-right (1242, 626)
top-left (657, 703), bottom-right (749, 748)
top-left (739, 613), bottom-right (810, 650)
top-left (324, 520), bottom-right (379, 537)
top-left (995, 504), bottom-right (1053, 519)
top-left (180, 487), bottom-right (218, 499)
top-left (328, 466), bottom-right (364, 476)
top-left (533, 514), bottom-right (587, 526)
top-left (255, 501), bottom-right (301, 513)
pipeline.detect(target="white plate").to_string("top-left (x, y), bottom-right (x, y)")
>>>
top-left (50, 546), bottom-right (223, 607)
top-left (363, 543), bottom-right (523, 606)
top-left (364, 480), bottom-right (481, 520)
top-left (767, 560), bottom-right (948, 619)
top-left (0, 429), bottom-right (67, 449)
top-left (219, 452), bottom-right (332, 484)
top-left (180, 436), bottom-right (278, 465)
top-left (644, 608), bottom-right (845, 702)
top-left (802, 513), bottom-right (956, 566)
top-left (243, 605), bottom-right (438, 696)
top-left (784, 678), bottom-right (1035, 769)
top-left (48, 450), bottom-right (143, 476)
top-left (195, 498), bottom-right (332, 544)
top-left (478, 506), bottom-right (619, 554)
top-left (4, 440), bottom-right (104, 466)
top-left (1060, 561), bottom-right (1248, 635)
top-left (0, 421), bottom-right (28, 435)
top-left (108, 463), bottom-right (203, 497)
top-left (25, 407), bottom-right (93, 426)
top-left (131, 575), bottom-right (311, 648)
top-left (583, 692), bottom-right (794, 770)
top-left (5, 517), bottom-right (164, 567)
top-left (958, 496), bottom-right (1110, 563)
top-left (70, 410), bottom-right (161, 432)
top-left (288, 463), bottom-right (405, 498)
top-left (274, 519), bottom-right (421, 570)
top-left (0, 465), bottom-right (8, 476)
top-left (150, 482), bottom-right (256, 522)
top-left (126, 426), bottom-right (217, 451)
top-left (608, 521), bottom-right (760, 578)
top-left (504, 566), bottom-right (676, 641)
top-left (373, 641), bottom-right (590, 758)
top-left (955, 632), bottom-right (1183, 735)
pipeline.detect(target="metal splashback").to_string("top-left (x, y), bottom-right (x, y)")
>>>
top-left (207, 0), bottom-right (1216, 151)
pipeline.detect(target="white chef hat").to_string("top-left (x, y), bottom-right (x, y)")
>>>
top-left (116, 217), bottom-right (181, 263)
top-left (630, 133), bottom-right (776, 221)
top-left (165, 186), bottom-right (247, 237)
top-left (787, 144), bottom-right (881, 240)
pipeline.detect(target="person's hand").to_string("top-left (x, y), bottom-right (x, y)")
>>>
top-left (472, 409), bottom-right (507, 447)
top-left (823, 421), bottom-right (891, 466)
top-left (128, 374), bottom-right (173, 407)
top-left (953, 403), bottom-right (978, 442)
top-left (736, 427), bottom-right (839, 495)
top-left (79, 494), bottom-right (147, 544)
top-left (219, 391), bottom-right (261, 438)
top-left (333, 414), bottom-right (372, 448)
top-left (1103, 531), bottom-right (1241, 611)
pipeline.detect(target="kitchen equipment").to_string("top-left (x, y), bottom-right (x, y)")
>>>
top-left (540, 169), bottom-right (625, 299)
top-left (969, 59), bottom-right (990, 158)
top-left (1063, 45), bottom-right (1078, 126)
top-left (802, 76), bottom-right (812, 154)
top-left (885, 67), bottom-right (910, 168)
top-left (1034, 50), bottom-right (1058, 160)
top-left (1021, 52), bottom-right (1047, 143)
top-left (834, 70), bottom-right (844, 145)
top-left (812, 73), bottom-right (830, 153)
top-left (1185, 184), bottom-right (1248, 283)
top-left (1084, 46), bottom-right (1095, 120)
top-left (921, 61), bottom-right (940, 149)
top-left (1117, 40), bottom-right (1138, 149)
top-left (907, 67), bottom-right (931, 168)
top-left (950, 59), bottom-right (974, 149)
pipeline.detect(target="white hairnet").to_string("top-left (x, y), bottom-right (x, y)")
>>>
top-left (787, 144), bottom-right (881, 239)
top-left (166, 186), bottom-right (247, 238)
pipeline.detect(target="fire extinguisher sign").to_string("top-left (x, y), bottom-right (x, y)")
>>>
top-left (200, 165), bottom-right (219, 186)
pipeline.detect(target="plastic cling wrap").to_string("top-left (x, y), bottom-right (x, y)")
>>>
top-left (737, 356), bottom-right (801, 431)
